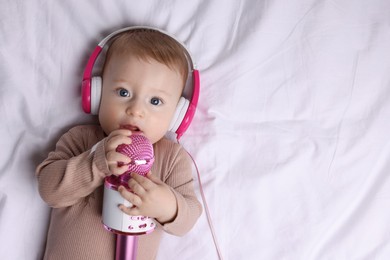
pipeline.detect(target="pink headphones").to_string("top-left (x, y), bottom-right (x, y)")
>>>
top-left (81, 26), bottom-right (200, 140)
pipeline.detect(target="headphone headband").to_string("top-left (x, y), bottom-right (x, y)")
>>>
top-left (98, 26), bottom-right (197, 69)
top-left (81, 26), bottom-right (200, 140)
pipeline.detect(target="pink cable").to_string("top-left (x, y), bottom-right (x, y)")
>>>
top-left (179, 140), bottom-right (224, 260)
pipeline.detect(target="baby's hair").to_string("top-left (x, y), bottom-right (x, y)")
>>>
top-left (103, 29), bottom-right (189, 86)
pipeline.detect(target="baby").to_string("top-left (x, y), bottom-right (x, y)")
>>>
top-left (36, 28), bottom-right (202, 260)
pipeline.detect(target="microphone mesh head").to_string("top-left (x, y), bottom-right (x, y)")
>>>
top-left (116, 134), bottom-right (154, 176)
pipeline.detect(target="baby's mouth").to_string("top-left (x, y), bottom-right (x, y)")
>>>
top-left (120, 124), bottom-right (141, 133)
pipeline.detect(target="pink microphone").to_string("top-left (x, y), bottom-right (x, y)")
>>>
top-left (102, 134), bottom-right (155, 260)
top-left (116, 134), bottom-right (155, 184)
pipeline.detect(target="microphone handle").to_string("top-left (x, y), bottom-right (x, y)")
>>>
top-left (115, 234), bottom-right (138, 260)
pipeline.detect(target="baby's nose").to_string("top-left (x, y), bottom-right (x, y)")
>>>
top-left (126, 100), bottom-right (145, 117)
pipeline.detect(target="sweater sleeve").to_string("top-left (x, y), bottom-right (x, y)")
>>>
top-left (157, 142), bottom-right (203, 236)
top-left (36, 125), bottom-right (110, 208)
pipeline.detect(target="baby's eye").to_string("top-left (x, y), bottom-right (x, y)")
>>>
top-left (150, 97), bottom-right (162, 106)
top-left (117, 88), bottom-right (130, 97)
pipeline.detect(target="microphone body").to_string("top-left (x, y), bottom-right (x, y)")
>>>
top-left (102, 134), bottom-right (156, 235)
top-left (101, 134), bottom-right (155, 260)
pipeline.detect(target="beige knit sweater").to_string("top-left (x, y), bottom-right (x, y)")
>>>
top-left (36, 125), bottom-right (202, 260)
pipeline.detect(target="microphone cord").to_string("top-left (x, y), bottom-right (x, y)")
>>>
top-left (179, 140), bottom-right (224, 260)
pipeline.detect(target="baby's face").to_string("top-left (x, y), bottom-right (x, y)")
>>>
top-left (99, 53), bottom-right (183, 144)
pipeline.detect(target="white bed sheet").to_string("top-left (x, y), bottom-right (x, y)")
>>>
top-left (1, 0), bottom-right (390, 259)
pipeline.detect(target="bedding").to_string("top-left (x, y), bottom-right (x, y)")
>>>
top-left (1, 0), bottom-right (390, 259)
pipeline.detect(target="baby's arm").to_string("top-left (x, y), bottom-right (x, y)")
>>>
top-left (37, 126), bottom-right (137, 208)
top-left (36, 126), bottom-right (109, 208)
top-left (160, 158), bottom-right (203, 236)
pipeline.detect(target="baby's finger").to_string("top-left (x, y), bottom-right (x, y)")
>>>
top-left (105, 129), bottom-right (132, 147)
top-left (118, 186), bottom-right (142, 207)
top-left (119, 204), bottom-right (141, 216)
top-left (128, 177), bottom-right (147, 196)
top-left (106, 151), bottom-right (131, 165)
top-left (130, 172), bottom-right (155, 191)
top-left (106, 136), bottom-right (132, 151)
top-left (110, 129), bottom-right (132, 137)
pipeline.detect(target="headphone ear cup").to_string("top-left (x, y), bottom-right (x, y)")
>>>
top-left (169, 97), bottom-right (189, 133)
top-left (90, 76), bottom-right (102, 115)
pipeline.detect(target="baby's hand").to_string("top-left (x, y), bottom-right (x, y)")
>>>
top-left (118, 172), bottom-right (178, 224)
top-left (105, 129), bottom-right (132, 176)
